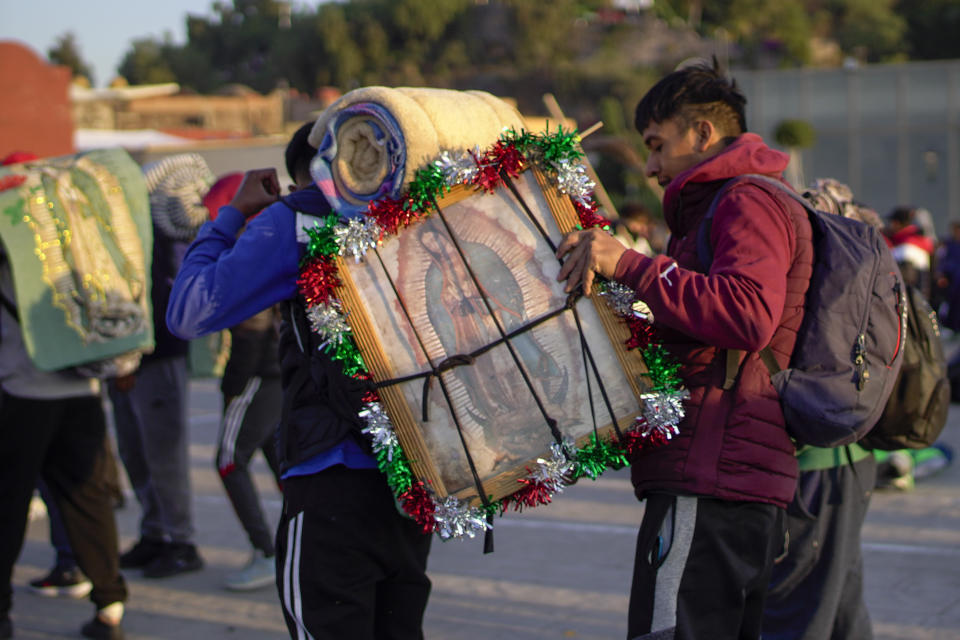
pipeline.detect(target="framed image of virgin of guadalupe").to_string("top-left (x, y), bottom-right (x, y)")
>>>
top-left (334, 166), bottom-right (651, 505)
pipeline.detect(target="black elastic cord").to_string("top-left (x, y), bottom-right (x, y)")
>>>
top-left (367, 247), bottom-right (494, 525)
top-left (500, 172), bottom-right (623, 442)
top-left (431, 196), bottom-right (565, 446)
top-left (500, 170), bottom-right (559, 254)
top-left (372, 301), bottom-right (575, 416)
top-left (570, 304), bottom-right (623, 441)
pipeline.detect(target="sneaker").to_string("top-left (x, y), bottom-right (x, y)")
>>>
top-left (142, 542), bottom-right (203, 579)
top-left (119, 537), bottom-right (165, 569)
top-left (80, 616), bottom-right (124, 640)
top-left (224, 551), bottom-right (275, 592)
top-left (29, 566), bottom-right (92, 598)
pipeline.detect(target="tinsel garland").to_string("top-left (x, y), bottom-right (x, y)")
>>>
top-left (297, 127), bottom-right (689, 540)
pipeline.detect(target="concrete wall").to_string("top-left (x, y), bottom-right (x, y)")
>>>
top-left (736, 59), bottom-right (960, 234)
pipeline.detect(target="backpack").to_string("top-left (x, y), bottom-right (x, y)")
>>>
top-left (859, 282), bottom-right (950, 449)
top-left (697, 174), bottom-right (906, 449)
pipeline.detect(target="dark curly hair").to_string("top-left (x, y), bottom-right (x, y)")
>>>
top-left (635, 57), bottom-right (747, 139)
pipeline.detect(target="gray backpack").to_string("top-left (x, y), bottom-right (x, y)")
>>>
top-left (698, 175), bottom-right (906, 448)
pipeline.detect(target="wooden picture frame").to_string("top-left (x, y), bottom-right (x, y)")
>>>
top-left (336, 166), bottom-right (650, 505)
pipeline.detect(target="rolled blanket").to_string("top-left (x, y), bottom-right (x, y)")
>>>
top-left (308, 87), bottom-right (524, 217)
top-left (144, 153), bottom-right (215, 240)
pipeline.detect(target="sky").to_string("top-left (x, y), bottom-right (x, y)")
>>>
top-left (1, 1), bottom-right (321, 88)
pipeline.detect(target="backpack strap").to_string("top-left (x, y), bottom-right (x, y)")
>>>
top-left (699, 174), bottom-right (809, 389)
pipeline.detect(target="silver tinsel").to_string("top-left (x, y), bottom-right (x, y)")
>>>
top-left (637, 389), bottom-right (690, 439)
top-left (306, 302), bottom-right (351, 347)
top-left (528, 439), bottom-right (577, 494)
top-left (335, 216), bottom-right (381, 262)
top-left (435, 149), bottom-right (479, 186)
top-left (431, 495), bottom-right (491, 540)
top-left (359, 402), bottom-right (399, 461)
top-left (553, 158), bottom-right (595, 208)
top-left (600, 282), bottom-right (653, 322)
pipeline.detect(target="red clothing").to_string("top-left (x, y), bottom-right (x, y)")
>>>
top-left (885, 224), bottom-right (934, 254)
top-left (613, 134), bottom-right (814, 508)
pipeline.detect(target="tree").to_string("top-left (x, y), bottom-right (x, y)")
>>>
top-left (725, 0), bottom-right (813, 66)
top-left (118, 38), bottom-right (177, 86)
top-left (828, 0), bottom-right (906, 62)
top-left (896, 0), bottom-right (960, 61)
top-left (48, 32), bottom-right (95, 85)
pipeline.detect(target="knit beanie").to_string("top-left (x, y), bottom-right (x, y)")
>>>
top-left (143, 153), bottom-right (215, 240)
top-left (202, 172), bottom-right (245, 221)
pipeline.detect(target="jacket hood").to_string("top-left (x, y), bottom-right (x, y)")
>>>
top-left (662, 133), bottom-right (790, 231)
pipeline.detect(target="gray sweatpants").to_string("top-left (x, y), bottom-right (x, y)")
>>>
top-left (110, 355), bottom-right (194, 543)
top-left (216, 375), bottom-right (282, 555)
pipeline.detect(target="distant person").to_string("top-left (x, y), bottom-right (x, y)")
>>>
top-left (0, 153), bottom-right (129, 639)
top-left (110, 155), bottom-right (212, 578)
top-left (556, 59), bottom-right (810, 640)
top-left (612, 202), bottom-right (655, 256)
top-left (165, 123), bottom-right (432, 637)
top-left (202, 173), bottom-right (284, 592)
top-left (885, 205), bottom-right (934, 300)
top-left (935, 221), bottom-right (960, 331)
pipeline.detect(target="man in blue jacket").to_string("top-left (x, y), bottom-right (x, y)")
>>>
top-left (166, 123), bottom-right (432, 639)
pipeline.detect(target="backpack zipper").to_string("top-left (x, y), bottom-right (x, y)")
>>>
top-left (889, 278), bottom-right (906, 365)
top-left (853, 254), bottom-right (882, 390)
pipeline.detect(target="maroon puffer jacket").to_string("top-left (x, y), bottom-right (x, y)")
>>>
top-left (613, 134), bottom-right (814, 508)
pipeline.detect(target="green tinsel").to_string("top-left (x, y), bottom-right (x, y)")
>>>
top-left (326, 339), bottom-right (366, 377)
top-left (407, 164), bottom-right (448, 211)
top-left (501, 128), bottom-right (538, 154)
top-left (642, 344), bottom-right (684, 392)
top-left (572, 433), bottom-right (629, 480)
top-left (301, 215), bottom-right (341, 262)
top-left (537, 125), bottom-right (584, 165)
top-left (378, 446), bottom-right (414, 494)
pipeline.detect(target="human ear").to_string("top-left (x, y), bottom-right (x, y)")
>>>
top-left (693, 120), bottom-right (715, 152)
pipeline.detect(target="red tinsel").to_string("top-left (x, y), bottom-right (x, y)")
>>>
top-left (399, 481), bottom-right (436, 534)
top-left (472, 160), bottom-right (502, 193)
top-left (487, 141), bottom-right (525, 178)
top-left (624, 316), bottom-right (656, 351)
top-left (573, 199), bottom-right (608, 230)
top-left (505, 476), bottom-right (553, 511)
top-left (368, 196), bottom-right (426, 235)
top-left (0, 174), bottom-right (27, 193)
top-left (619, 422), bottom-right (671, 456)
top-left (296, 256), bottom-right (341, 306)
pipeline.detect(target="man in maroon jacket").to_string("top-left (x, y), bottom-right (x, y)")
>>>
top-left (557, 60), bottom-right (814, 640)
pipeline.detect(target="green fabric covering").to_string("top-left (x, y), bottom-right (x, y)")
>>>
top-left (796, 442), bottom-right (872, 470)
top-left (0, 149), bottom-right (154, 371)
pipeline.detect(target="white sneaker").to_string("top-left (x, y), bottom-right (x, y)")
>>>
top-left (224, 551), bottom-right (275, 592)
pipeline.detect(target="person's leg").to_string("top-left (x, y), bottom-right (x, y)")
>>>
top-left (764, 458), bottom-right (875, 640)
top-left (37, 478), bottom-right (77, 571)
top-left (0, 392), bottom-right (58, 623)
top-left (131, 356), bottom-right (194, 544)
top-left (627, 494), bottom-right (783, 640)
top-left (41, 395), bottom-right (127, 614)
top-left (217, 377), bottom-right (282, 556)
top-left (109, 378), bottom-right (166, 545)
top-left (276, 467), bottom-right (431, 640)
top-left (29, 479), bottom-right (92, 599)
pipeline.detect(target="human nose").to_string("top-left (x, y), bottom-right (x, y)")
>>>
top-left (644, 154), bottom-right (658, 178)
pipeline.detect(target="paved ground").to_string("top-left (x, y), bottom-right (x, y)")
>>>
top-left (9, 377), bottom-right (960, 639)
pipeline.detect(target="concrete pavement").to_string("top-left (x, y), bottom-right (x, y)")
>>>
top-left (10, 377), bottom-right (960, 639)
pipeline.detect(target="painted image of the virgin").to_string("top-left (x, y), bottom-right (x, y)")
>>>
top-left (400, 216), bottom-right (573, 491)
